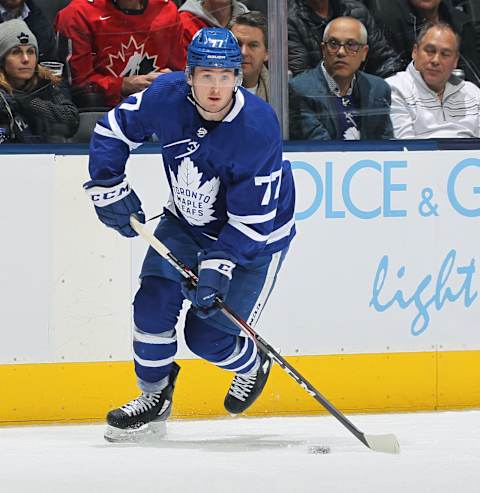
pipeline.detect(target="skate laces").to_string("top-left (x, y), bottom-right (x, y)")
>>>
top-left (120, 393), bottom-right (161, 417)
top-left (228, 372), bottom-right (257, 402)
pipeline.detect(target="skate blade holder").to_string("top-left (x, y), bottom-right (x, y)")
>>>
top-left (104, 420), bottom-right (167, 443)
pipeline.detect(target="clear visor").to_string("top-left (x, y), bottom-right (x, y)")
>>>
top-left (191, 69), bottom-right (238, 87)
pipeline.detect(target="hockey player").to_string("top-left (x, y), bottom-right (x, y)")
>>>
top-left (84, 27), bottom-right (296, 442)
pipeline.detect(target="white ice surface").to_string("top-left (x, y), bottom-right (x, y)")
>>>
top-left (1, 410), bottom-right (479, 493)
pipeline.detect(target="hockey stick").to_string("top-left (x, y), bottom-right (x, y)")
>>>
top-left (130, 215), bottom-right (400, 454)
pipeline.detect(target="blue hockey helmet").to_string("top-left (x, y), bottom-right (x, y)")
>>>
top-left (187, 27), bottom-right (242, 71)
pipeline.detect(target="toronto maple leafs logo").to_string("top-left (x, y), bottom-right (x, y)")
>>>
top-left (106, 36), bottom-right (160, 77)
top-left (169, 157), bottom-right (220, 226)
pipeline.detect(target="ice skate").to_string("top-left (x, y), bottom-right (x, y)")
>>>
top-left (104, 362), bottom-right (180, 443)
top-left (224, 351), bottom-right (272, 414)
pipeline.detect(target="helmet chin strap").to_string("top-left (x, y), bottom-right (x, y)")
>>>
top-left (190, 86), bottom-right (236, 118)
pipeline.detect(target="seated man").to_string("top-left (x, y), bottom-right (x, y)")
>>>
top-left (289, 16), bottom-right (393, 141)
top-left (370, 0), bottom-right (480, 86)
top-left (0, 0), bottom-right (57, 61)
top-left (55, 0), bottom-right (186, 107)
top-left (387, 22), bottom-right (480, 139)
top-left (179, 0), bottom-right (248, 48)
top-left (288, 0), bottom-right (402, 78)
top-left (230, 11), bottom-right (269, 102)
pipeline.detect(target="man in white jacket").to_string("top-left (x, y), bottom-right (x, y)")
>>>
top-left (387, 22), bottom-right (480, 139)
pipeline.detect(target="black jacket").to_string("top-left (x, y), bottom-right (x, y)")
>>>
top-left (369, 0), bottom-right (480, 86)
top-left (0, 78), bottom-right (79, 143)
top-left (289, 64), bottom-right (393, 140)
top-left (0, 0), bottom-right (57, 62)
top-left (287, 0), bottom-right (403, 78)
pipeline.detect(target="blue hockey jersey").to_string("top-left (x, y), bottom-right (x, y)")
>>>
top-left (89, 72), bottom-right (296, 265)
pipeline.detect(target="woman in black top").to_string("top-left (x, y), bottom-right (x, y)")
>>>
top-left (0, 19), bottom-right (78, 143)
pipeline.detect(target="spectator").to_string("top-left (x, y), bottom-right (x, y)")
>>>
top-left (289, 17), bottom-right (393, 140)
top-left (288, 0), bottom-right (402, 78)
top-left (179, 0), bottom-right (249, 47)
top-left (0, 19), bottom-right (79, 143)
top-left (387, 22), bottom-right (480, 138)
top-left (242, 0), bottom-right (266, 14)
top-left (369, 0), bottom-right (480, 86)
top-left (230, 11), bottom-right (269, 101)
top-left (55, 0), bottom-right (186, 108)
top-left (0, 0), bottom-right (57, 62)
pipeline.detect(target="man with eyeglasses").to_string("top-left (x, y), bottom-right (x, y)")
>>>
top-left (288, 0), bottom-right (402, 78)
top-left (387, 22), bottom-right (480, 138)
top-left (289, 16), bottom-right (393, 141)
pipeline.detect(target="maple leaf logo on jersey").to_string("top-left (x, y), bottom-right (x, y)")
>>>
top-left (169, 158), bottom-right (220, 226)
top-left (106, 36), bottom-right (159, 77)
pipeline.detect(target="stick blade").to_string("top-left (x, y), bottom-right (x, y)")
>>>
top-left (364, 433), bottom-right (400, 454)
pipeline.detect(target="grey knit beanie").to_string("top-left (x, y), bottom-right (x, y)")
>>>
top-left (0, 19), bottom-right (38, 62)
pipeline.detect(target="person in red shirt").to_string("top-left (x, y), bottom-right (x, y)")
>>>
top-left (179, 0), bottom-right (248, 49)
top-left (56, 0), bottom-right (186, 107)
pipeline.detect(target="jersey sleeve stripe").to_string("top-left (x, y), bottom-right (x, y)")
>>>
top-left (119, 89), bottom-right (146, 111)
top-left (228, 219), bottom-right (270, 242)
top-left (108, 109), bottom-right (143, 150)
top-left (228, 216), bottom-right (296, 244)
top-left (266, 217), bottom-right (296, 245)
top-left (227, 209), bottom-right (277, 224)
top-left (94, 123), bottom-right (121, 140)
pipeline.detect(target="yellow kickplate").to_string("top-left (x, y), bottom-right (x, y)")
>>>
top-left (0, 350), bottom-right (479, 425)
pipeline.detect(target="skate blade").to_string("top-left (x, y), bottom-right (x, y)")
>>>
top-left (104, 420), bottom-right (167, 443)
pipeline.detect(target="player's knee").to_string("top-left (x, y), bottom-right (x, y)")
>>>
top-left (184, 313), bottom-right (208, 356)
top-left (184, 312), bottom-right (235, 361)
top-left (133, 276), bottom-right (182, 333)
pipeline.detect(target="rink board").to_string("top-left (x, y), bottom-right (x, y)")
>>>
top-left (1, 149), bottom-right (480, 424)
top-left (0, 350), bottom-right (479, 424)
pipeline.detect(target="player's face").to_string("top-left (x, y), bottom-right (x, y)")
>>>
top-left (321, 19), bottom-right (368, 82)
top-left (412, 27), bottom-right (459, 93)
top-left (4, 44), bottom-right (36, 87)
top-left (189, 67), bottom-right (236, 120)
top-left (231, 24), bottom-right (268, 88)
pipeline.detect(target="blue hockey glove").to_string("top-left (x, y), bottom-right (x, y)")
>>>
top-left (182, 251), bottom-right (237, 318)
top-left (83, 174), bottom-right (145, 237)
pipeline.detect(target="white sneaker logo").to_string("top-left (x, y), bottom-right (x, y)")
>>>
top-left (99, 15), bottom-right (111, 20)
